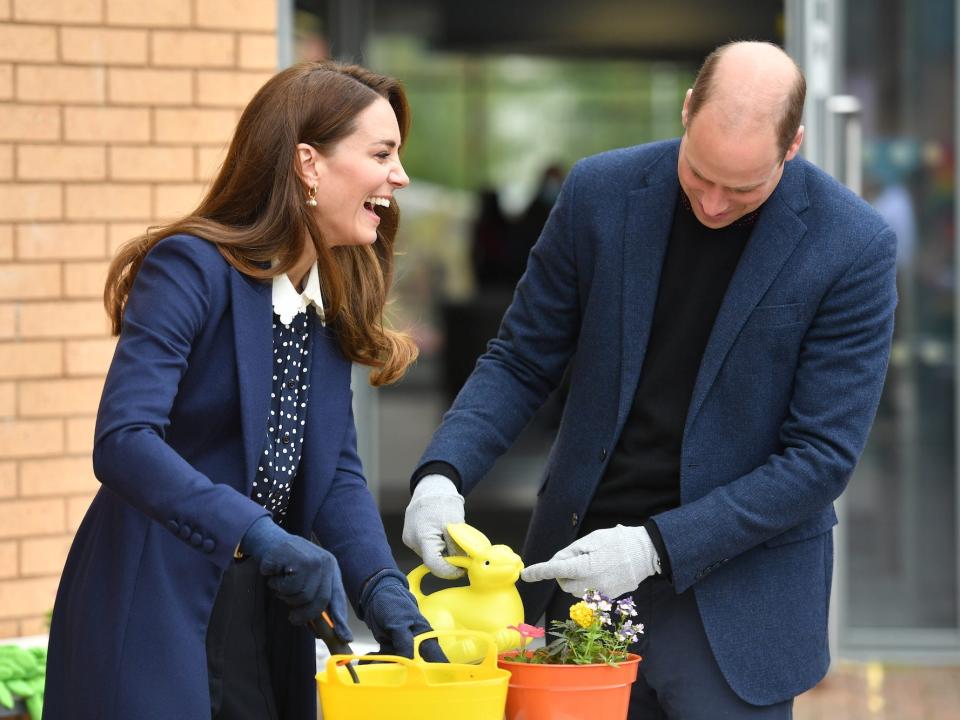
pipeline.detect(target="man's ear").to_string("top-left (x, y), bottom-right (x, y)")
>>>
top-left (784, 125), bottom-right (804, 162)
top-left (295, 142), bottom-right (323, 187)
top-left (681, 88), bottom-right (693, 129)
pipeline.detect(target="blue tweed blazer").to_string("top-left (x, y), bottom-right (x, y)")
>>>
top-left (417, 139), bottom-right (897, 705)
top-left (45, 235), bottom-right (396, 720)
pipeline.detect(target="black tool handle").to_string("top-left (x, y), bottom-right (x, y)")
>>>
top-left (309, 611), bottom-right (360, 684)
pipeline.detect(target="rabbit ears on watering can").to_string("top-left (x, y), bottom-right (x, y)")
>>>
top-left (443, 523), bottom-right (492, 567)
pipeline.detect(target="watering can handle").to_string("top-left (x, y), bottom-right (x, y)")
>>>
top-left (324, 654), bottom-right (431, 687)
top-left (413, 629), bottom-right (498, 669)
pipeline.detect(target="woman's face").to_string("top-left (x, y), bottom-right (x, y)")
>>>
top-left (311, 97), bottom-right (409, 247)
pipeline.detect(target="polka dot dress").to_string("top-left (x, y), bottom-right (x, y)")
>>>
top-left (251, 309), bottom-right (312, 524)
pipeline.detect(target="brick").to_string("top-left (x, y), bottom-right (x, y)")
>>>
top-left (0, 184), bottom-right (62, 221)
top-left (0, 497), bottom-right (64, 537)
top-left (0, 576), bottom-right (61, 618)
top-left (0, 419), bottom-right (63, 458)
top-left (64, 106), bottom-right (149, 143)
top-left (106, 0), bottom-right (190, 27)
top-left (0, 24), bottom-right (58, 62)
top-left (17, 64), bottom-right (106, 103)
top-left (155, 183), bottom-right (204, 219)
top-left (65, 338), bottom-right (114, 375)
top-left (13, 0), bottom-right (101, 24)
top-left (20, 378), bottom-right (103, 417)
top-left (155, 108), bottom-right (236, 144)
top-left (20, 535), bottom-right (73, 575)
top-left (17, 144), bottom-right (106, 181)
top-left (0, 341), bottom-right (62, 379)
top-left (0, 144), bottom-right (10, 179)
top-left (196, 144), bottom-right (227, 181)
top-left (66, 416), bottom-right (94, 453)
top-left (65, 260), bottom-right (108, 298)
top-left (67, 184), bottom-right (151, 221)
top-left (0, 63), bottom-right (10, 100)
top-left (66, 492), bottom-right (93, 530)
top-left (108, 68), bottom-right (192, 106)
top-left (20, 455), bottom-right (98, 498)
top-left (110, 146), bottom-right (193, 181)
top-left (197, 70), bottom-right (272, 107)
top-left (0, 540), bottom-right (15, 578)
top-left (239, 33), bottom-right (276, 70)
top-left (0, 105), bottom-right (60, 141)
top-left (0, 225), bottom-right (10, 259)
top-left (0, 264), bottom-right (61, 300)
top-left (0, 382), bottom-right (11, 415)
top-left (18, 615), bottom-right (50, 636)
top-left (108, 222), bottom-right (148, 254)
top-left (19, 301), bottom-right (108, 338)
top-left (151, 30), bottom-right (234, 68)
top-left (0, 462), bottom-right (14, 497)
top-left (196, 0), bottom-right (277, 31)
top-left (0, 304), bottom-right (13, 339)
top-left (61, 26), bottom-right (148, 64)
top-left (17, 223), bottom-right (106, 260)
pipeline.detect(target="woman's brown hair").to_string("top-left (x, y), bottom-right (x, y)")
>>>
top-left (104, 61), bottom-right (418, 386)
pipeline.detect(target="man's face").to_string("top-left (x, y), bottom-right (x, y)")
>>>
top-left (677, 92), bottom-right (802, 229)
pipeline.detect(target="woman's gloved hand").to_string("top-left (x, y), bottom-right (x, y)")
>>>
top-left (359, 569), bottom-right (447, 662)
top-left (240, 516), bottom-right (352, 641)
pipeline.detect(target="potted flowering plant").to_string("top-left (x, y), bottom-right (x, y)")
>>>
top-left (497, 590), bottom-right (643, 720)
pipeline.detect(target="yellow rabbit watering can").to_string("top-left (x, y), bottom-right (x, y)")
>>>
top-left (408, 523), bottom-right (525, 664)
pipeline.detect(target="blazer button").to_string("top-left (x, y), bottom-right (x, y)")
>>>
top-left (179, 524), bottom-right (192, 540)
top-left (190, 532), bottom-right (203, 547)
top-left (571, 512), bottom-right (579, 528)
top-left (202, 538), bottom-right (216, 553)
top-left (599, 447), bottom-right (607, 462)
top-left (167, 520), bottom-right (179, 534)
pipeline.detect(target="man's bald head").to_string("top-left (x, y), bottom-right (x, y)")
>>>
top-left (686, 41), bottom-right (806, 158)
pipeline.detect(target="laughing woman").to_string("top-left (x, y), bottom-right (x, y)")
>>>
top-left (44, 62), bottom-right (442, 720)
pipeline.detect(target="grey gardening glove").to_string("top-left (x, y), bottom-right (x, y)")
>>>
top-left (521, 525), bottom-right (660, 599)
top-left (402, 474), bottom-right (466, 580)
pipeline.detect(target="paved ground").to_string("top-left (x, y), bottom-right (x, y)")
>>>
top-left (794, 662), bottom-right (960, 719)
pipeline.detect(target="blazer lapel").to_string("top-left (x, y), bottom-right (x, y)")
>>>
top-left (684, 163), bottom-right (809, 433)
top-left (230, 270), bottom-right (273, 495)
top-left (617, 165), bottom-right (679, 430)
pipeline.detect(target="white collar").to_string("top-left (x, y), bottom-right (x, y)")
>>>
top-left (271, 262), bottom-right (326, 326)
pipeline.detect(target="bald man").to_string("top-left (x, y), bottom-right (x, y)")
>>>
top-left (404, 41), bottom-right (896, 718)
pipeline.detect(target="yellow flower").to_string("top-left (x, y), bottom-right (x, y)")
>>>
top-left (569, 601), bottom-right (595, 628)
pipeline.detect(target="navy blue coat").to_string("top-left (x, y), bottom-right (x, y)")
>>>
top-left (45, 235), bottom-right (397, 719)
top-left (417, 140), bottom-right (897, 705)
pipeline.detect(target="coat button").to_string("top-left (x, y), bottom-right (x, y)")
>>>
top-left (167, 520), bottom-right (179, 534)
top-left (190, 532), bottom-right (203, 547)
top-left (571, 512), bottom-right (579, 527)
top-left (179, 524), bottom-right (192, 540)
top-left (202, 538), bottom-right (216, 553)
top-left (599, 447), bottom-right (607, 462)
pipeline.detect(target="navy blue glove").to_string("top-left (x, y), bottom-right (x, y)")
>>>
top-left (360, 569), bottom-right (447, 662)
top-left (240, 516), bottom-right (352, 641)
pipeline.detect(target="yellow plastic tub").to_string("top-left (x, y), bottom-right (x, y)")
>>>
top-left (317, 630), bottom-right (510, 720)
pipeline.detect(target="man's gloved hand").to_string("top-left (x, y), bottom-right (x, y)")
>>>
top-left (360, 569), bottom-right (447, 663)
top-left (402, 475), bottom-right (466, 580)
top-left (521, 525), bottom-right (660, 599)
top-left (240, 516), bottom-right (352, 641)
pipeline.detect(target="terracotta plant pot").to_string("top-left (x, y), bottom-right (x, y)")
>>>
top-left (497, 652), bottom-right (641, 720)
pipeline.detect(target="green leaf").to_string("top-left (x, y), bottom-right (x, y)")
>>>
top-left (6, 679), bottom-right (34, 697)
top-left (25, 692), bottom-right (43, 720)
top-left (0, 682), bottom-right (14, 710)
